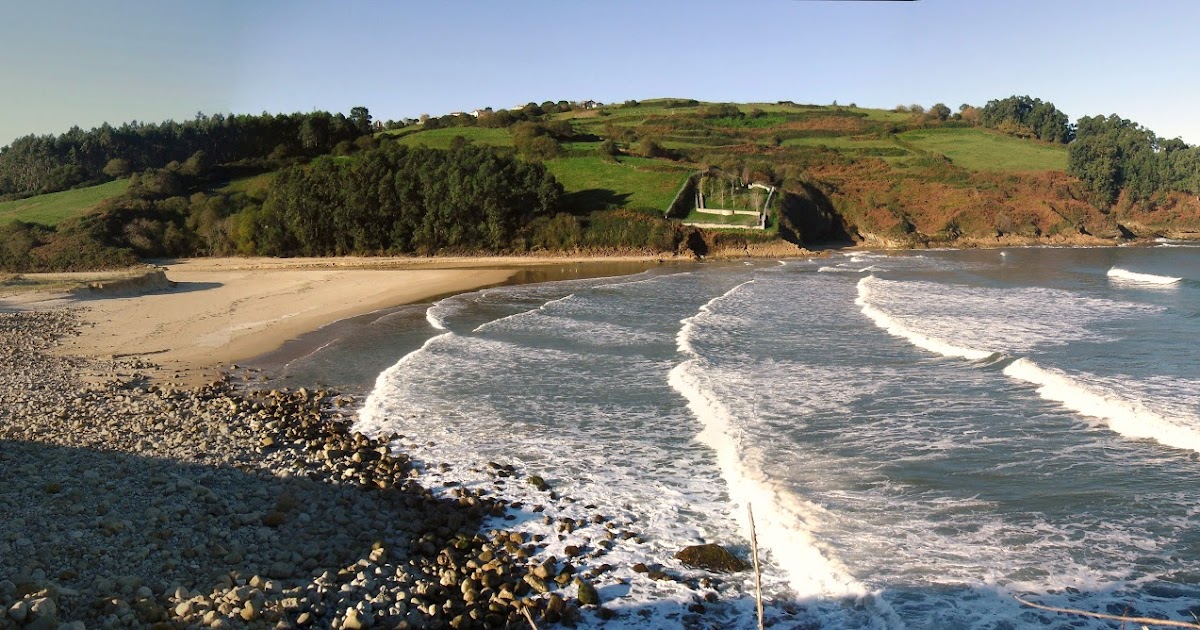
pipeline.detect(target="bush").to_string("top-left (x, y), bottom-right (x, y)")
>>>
top-left (597, 139), bottom-right (620, 159)
top-left (103, 158), bottom-right (131, 178)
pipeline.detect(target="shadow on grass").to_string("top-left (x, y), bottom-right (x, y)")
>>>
top-left (561, 188), bottom-right (631, 215)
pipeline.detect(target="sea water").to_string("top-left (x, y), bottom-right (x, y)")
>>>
top-left (325, 245), bottom-right (1199, 628)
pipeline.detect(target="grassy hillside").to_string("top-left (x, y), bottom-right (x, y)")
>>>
top-left (0, 179), bottom-right (129, 226)
top-left (544, 156), bottom-right (692, 214)
top-left (392, 126), bottom-right (513, 150)
top-left (898, 128), bottom-right (1068, 172)
top-left (381, 99), bottom-right (1112, 246)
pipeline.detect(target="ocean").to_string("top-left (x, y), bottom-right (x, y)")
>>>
top-left (282, 244), bottom-right (1200, 628)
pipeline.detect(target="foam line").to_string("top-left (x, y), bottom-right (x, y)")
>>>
top-left (1003, 358), bottom-right (1200, 454)
top-left (855, 277), bottom-right (992, 361)
top-left (1107, 267), bottom-right (1181, 285)
top-left (671, 280), bottom-right (869, 601)
top-left (425, 306), bottom-right (448, 330)
top-left (472, 293), bottom-right (575, 333)
top-left (356, 332), bottom-right (453, 432)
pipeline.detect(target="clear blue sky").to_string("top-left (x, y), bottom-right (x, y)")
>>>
top-left (2, 0), bottom-right (1198, 146)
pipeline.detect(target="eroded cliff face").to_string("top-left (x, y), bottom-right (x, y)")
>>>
top-left (778, 162), bottom-right (1200, 248)
top-left (1110, 191), bottom-right (1200, 239)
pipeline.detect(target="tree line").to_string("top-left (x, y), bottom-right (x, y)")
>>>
top-left (0, 108), bottom-right (373, 199)
top-left (241, 143), bottom-right (563, 256)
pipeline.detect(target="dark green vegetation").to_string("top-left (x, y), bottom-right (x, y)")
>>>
top-left (979, 95), bottom-right (1074, 144)
top-left (0, 109), bottom-right (372, 200)
top-left (249, 144), bottom-right (561, 255)
top-left (1069, 115), bottom-right (1200, 206)
top-left (4, 95), bottom-right (1200, 271)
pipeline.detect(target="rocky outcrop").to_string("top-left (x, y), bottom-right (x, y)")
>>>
top-left (674, 544), bottom-right (749, 573)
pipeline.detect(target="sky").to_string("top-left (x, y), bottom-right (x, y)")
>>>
top-left (2, 0), bottom-right (1198, 146)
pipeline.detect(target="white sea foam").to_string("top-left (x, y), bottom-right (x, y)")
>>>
top-left (670, 281), bottom-right (869, 601)
top-left (356, 331), bottom-right (454, 431)
top-left (819, 265), bottom-right (875, 274)
top-left (1003, 359), bottom-right (1200, 454)
top-left (1107, 266), bottom-right (1182, 285)
top-left (854, 276), bottom-right (1160, 358)
top-left (855, 277), bottom-right (992, 360)
top-left (471, 293), bottom-right (576, 333)
top-left (424, 309), bottom-right (447, 330)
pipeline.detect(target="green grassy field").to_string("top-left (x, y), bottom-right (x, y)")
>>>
top-left (898, 128), bottom-right (1068, 172)
top-left (544, 156), bottom-right (692, 214)
top-left (0, 179), bottom-right (130, 226)
top-left (681, 209), bottom-right (760, 226)
top-left (392, 126), bottom-right (514, 149)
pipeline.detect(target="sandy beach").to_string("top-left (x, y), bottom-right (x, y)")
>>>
top-left (16, 255), bottom-right (672, 386)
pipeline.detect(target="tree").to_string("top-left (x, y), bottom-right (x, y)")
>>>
top-left (928, 103), bottom-right (952, 121)
top-left (980, 95), bottom-right (1073, 143)
top-left (102, 158), bottom-right (131, 178)
top-left (350, 107), bottom-right (372, 135)
top-left (180, 150), bottom-right (210, 178)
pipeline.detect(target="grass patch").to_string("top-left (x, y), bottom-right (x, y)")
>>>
top-left (544, 156), bottom-right (692, 214)
top-left (681, 209), bottom-right (760, 227)
top-left (0, 179), bottom-right (130, 226)
top-left (782, 135), bottom-right (911, 157)
top-left (848, 107), bottom-right (914, 123)
top-left (707, 114), bottom-right (791, 129)
top-left (217, 172), bottom-right (277, 199)
top-left (392, 126), bottom-right (514, 149)
top-left (897, 128), bottom-right (1067, 172)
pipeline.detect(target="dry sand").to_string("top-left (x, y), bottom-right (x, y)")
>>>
top-left (22, 255), bottom-right (671, 385)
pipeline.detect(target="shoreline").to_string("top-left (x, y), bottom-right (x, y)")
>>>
top-left (21, 255), bottom-right (690, 388)
top-left (0, 309), bottom-right (707, 628)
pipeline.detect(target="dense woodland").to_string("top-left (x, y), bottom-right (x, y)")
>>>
top-left (0, 109), bottom-right (372, 199)
top-left (2, 95), bottom-right (1200, 272)
top-left (249, 144), bottom-right (562, 256)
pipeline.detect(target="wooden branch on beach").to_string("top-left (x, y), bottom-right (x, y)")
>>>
top-left (520, 604), bottom-right (540, 630)
top-left (1014, 595), bottom-right (1200, 628)
top-left (749, 504), bottom-right (765, 630)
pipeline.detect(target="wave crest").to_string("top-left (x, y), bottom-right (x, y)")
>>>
top-left (1107, 267), bottom-right (1182, 285)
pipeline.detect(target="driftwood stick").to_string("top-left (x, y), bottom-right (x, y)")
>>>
top-left (520, 604), bottom-right (540, 630)
top-left (1014, 594), bottom-right (1200, 628)
top-left (749, 504), bottom-right (765, 630)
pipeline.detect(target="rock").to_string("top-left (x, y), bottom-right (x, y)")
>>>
top-left (8, 600), bottom-right (29, 624)
top-left (631, 563), bottom-right (649, 573)
top-left (532, 558), bottom-right (555, 580)
top-left (239, 599), bottom-right (260, 621)
top-left (344, 607), bottom-right (371, 629)
top-left (674, 543), bottom-right (749, 572)
top-left (523, 575), bottom-right (549, 594)
top-left (526, 475), bottom-right (548, 491)
top-left (25, 617), bottom-right (59, 630)
top-left (27, 597), bottom-right (56, 619)
top-left (543, 593), bottom-right (565, 623)
top-left (574, 578), bottom-right (600, 606)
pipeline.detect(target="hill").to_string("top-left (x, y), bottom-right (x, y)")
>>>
top-left (3, 97), bottom-right (1200, 271)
